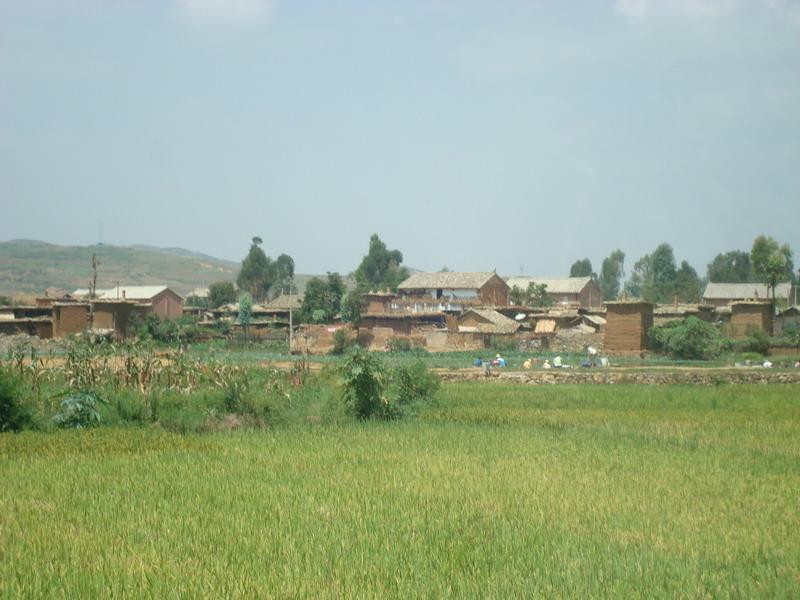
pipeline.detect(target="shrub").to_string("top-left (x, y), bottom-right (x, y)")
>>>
top-left (393, 360), bottom-right (440, 407)
top-left (53, 392), bottom-right (106, 429)
top-left (739, 326), bottom-right (770, 356)
top-left (210, 364), bottom-right (251, 413)
top-left (0, 367), bottom-right (34, 432)
top-left (388, 337), bottom-right (413, 352)
top-left (134, 314), bottom-right (202, 345)
top-left (340, 347), bottom-right (390, 420)
top-left (330, 329), bottom-right (353, 356)
top-left (649, 316), bottom-right (731, 360)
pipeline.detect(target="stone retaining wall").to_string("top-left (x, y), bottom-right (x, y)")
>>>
top-left (439, 369), bottom-right (800, 386)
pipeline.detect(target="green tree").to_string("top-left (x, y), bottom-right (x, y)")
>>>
top-left (569, 258), bottom-right (594, 278)
top-left (237, 237), bottom-right (275, 302)
top-left (751, 235), bottom-right (793, 299)
top-left (274, 253), bottom-right (296, 296)
top-left (299, 273), bottom-right (345, 323)
top-left (353, 234), bottom-right (409, 292)
top-left (674, 260), bottom-right (702, 303)
top-left (509, 285), bottom-right (527, 306)
top-left (528, 283), bottom-right (552, 307)
top-left (238, 291), bottom-right (253, 340)
top-left (706, 250), bottom-right (752, 283)
top-left (626, 244), bottom-right (677, 303)
top-left (625, 254), bottom-right (651, 299)
top-left (207, 281), bottom-right (237, 308)
top-left (340, 289), bottom-right (364, 325)
top-left (650, 243), bottom-right (677, 302)
top-left (599, 250), bottom-right (625, 300)
top-left (510, 282), bottom-right (552, 307)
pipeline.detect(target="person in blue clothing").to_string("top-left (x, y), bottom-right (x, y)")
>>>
top-left (493, 353), bottom-right (507, 368)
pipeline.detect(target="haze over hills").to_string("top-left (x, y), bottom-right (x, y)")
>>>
top-left (0, 240), bottom-right (321, 299)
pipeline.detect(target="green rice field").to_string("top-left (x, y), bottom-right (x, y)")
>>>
top-left (2, 383), bottom-right (799, 597)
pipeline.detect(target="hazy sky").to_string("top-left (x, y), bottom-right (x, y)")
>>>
top-left (1, 0), bottom-right (798, 276)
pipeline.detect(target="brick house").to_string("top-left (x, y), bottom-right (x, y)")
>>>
top-left (74, 285), bottom-right (183, 319)
top-left (505, 276), bottom-right (603, 309)
top-left (397, 272), bottom-right (510, 306)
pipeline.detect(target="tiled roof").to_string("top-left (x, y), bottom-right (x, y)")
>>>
top-left (505, 276), bottom-right (593, 294)
top-left (266, 294), bottom-right (304, 310)
top-left (73, 285), bottom-right (177, 300)
top-left (459, 308), bottom-right (520, 334)
top-left (398, 272), bottom-right (501, 290)
top-left (703, 282), bottom-right (792, 301)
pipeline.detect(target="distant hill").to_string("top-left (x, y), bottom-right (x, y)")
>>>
top-left (0, 240), bottom-right (238, 298)
top-left (0, 240), bottom-right (332, 300)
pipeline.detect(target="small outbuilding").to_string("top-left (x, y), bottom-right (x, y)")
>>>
top-left (458, 309), bottom-right (520, 334)
top-left (775, 306), bottom-right (800, 336)
top-left (603, 301), bottom-right (654, 354)
top-left (728, 301), bottom-right (773, 339)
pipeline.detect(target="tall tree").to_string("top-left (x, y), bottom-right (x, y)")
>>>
top-left (599, 250), bottom-right (625, 300)
top-left (626, 243), bottom-right (677, 303)
top-left (299, 272), bottom-right (345, 323)
top-left (675, 261), bottom-right (702, 303)
top-left (650, 243), bottom-right (678, 302)
top-left (274, 253), bottom-right (296, 296)
top-left (207, 281), bottom-right (236, 308)
top-left (237, 237), bottom-right (275, 302)
top-left (238, 292), bottom-right (253, 340)
top-left (569, 258), bottom-right (594, 278)
top-left (706, 250), bottom-right (752, 283)
top-left (353, 234), bottom-right (409, 292)
top-left (625, 254), bottom-right (651, 300)
top-left (751, 235), bottom-right (793, 299)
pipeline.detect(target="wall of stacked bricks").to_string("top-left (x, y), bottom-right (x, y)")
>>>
top-left (728, 303), bottom-right (773, 338)
top-left (604, 303), bottom-right (653, 353)
top-left (54, 305), bottom-right (89, 337)
top-left (91, 303), bottom-right (134, 336)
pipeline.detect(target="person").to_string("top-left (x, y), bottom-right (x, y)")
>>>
top-left (523, 358), bottom-right (532, 369)
top-left (762, 359), bottom-right (773, 369)
top-left (543, 359), bottom-right (551, 369)
top-left (587, 346), bottom-right (598, 367)
top-left (494, 353), bottom-right (507, 368)
top-left (553, 355), bottom-right (563, 368)
top-left (795, 361), bottom-right (800, 369)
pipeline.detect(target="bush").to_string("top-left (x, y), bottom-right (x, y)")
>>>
top-left (340, 347), bottom-right (391, 420)
top-left (134, 314), bottom-right (202, 345)
top-left (739, 326), bottom-right (770, 356)
top-left (649, 316), bottom-right (732, 360)
top-left (330, 329), bottom-right (353, 356)
top-left (0, 367), bottom-right (34, 432)
top-left (388, 337), bottom-right (413, 352)
top-left (53, 392), bottom-right (106, 429)
top-left (393, 360), bottom-right (440, 407)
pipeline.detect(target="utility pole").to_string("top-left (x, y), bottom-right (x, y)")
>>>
top-left (89, 253), bottom-right (100, 299)
top-left (288, 307), bottom-right (293, 354)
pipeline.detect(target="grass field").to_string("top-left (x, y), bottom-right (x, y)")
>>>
top-left (2, 383), bottom-right (799, 597)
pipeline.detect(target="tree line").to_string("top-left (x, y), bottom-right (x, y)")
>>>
top-left (200, 232), bottom-right (795, 322)
top-left (201, 233), bottom-right (408, 325)
top-left (569, 234), bottom-right (795, 304)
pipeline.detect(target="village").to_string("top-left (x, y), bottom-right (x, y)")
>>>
top-left (1, 271), bottom-right (797, 362)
